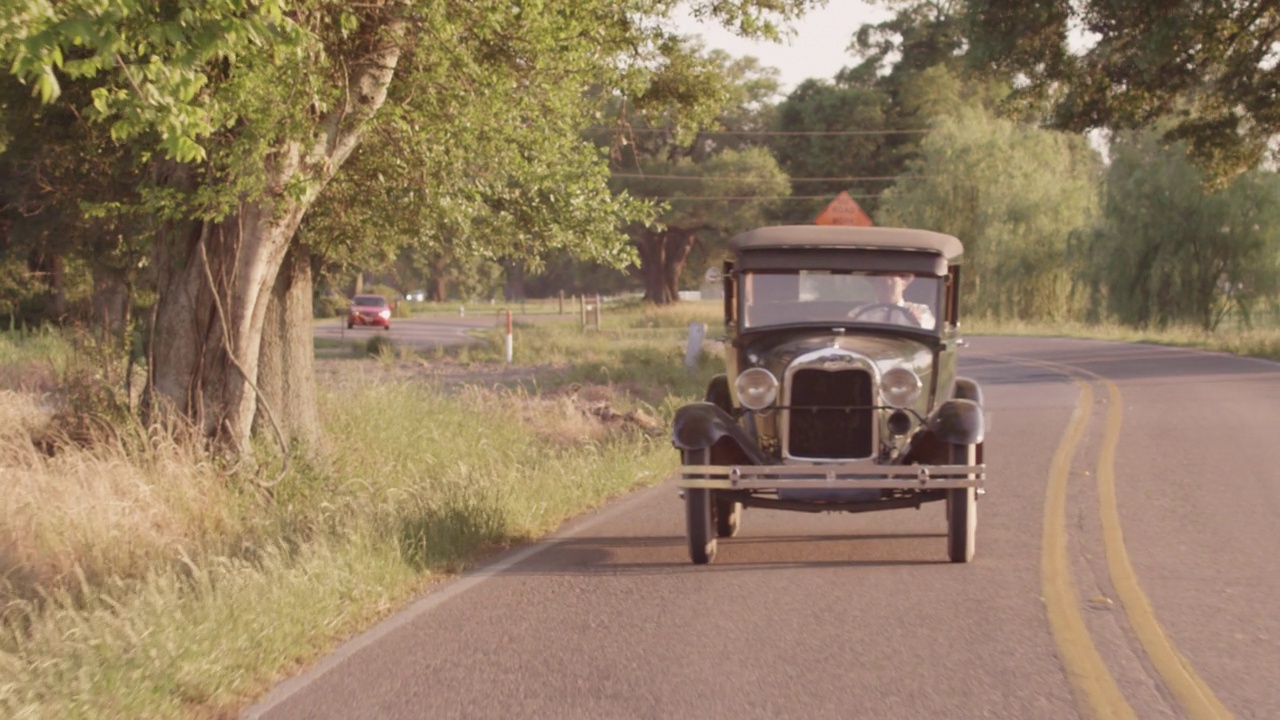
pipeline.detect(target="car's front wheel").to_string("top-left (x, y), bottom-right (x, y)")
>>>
top-left (946, 442), bottom-right (978, 563)
top-left (683, 448), bottom-right (716, 564)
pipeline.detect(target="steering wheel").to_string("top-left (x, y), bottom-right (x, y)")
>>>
top-left (848, 302), bottom-right (921, 327)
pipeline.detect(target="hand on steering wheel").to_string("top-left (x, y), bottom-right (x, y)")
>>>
top-left (848, 302), bottom-right (921, 327)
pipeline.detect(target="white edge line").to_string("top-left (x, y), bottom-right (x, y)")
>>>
top-left (241, 481), bottom-right (670, 719)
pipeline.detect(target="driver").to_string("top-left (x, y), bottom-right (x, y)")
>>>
top-left (851, 272), bottom-right (936, 329)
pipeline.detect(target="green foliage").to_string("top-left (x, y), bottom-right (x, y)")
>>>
top-left (1082, 131), bottom-right (1280, 330)
top-left (878, 106), bottom-right (1103, 321)
top-left (769, 76), bottom-right (893, 221)
top-left (965, 0), bottom-right (1280, 182)
top-left (364, 334), bottom-right (394, 358)
top-left (363, 283), bottom-right (398, 303)
top-left (1, 0), bottom-right (311, 163)
top-left (312, 292), bottom-right (346, 319)
top-left (2, 0), bottom-right (826, 327)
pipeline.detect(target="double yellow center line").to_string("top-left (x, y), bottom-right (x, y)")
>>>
top-left (1003, 355), bottom-right (1234, 720)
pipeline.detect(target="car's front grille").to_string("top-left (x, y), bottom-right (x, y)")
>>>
top-left (786, 368), bottom-right (874, 459)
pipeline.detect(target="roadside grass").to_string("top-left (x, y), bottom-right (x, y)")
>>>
top-left (0, 328), bottom-right (74, 392)
top-left (459, 299), bottom-right (725, 402)
top-left (964, 317), bottom-right (1280, 362)
top-left (0, 325), bottom-right (684, 719)
top-left (5, 306), bottom-right (1275, 719)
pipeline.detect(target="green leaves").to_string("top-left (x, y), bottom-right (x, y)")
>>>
top-left (2, 0), bottom-right (309, 162)
top-left (1085, 131), bottom-right (1280, 330)
top-left (965, 0), bottom-right (1280, 182)
top-left (878, 106), bottom-right (1103, 321)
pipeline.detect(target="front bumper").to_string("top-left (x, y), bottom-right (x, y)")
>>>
top-left (677, 460), bottom-right (984, 491)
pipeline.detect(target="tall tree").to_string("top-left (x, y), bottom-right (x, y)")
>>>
top-left (607, 39), bottom-right (792, 303)
top-left (965, 0), bottom-right (1280, 182)
top-left (1084, 131), bottom-right (1280, 330)
top-left (877, 106), bottom-right (1103, 321)
top-left (769, 77), bottom-right (892, 222)
top-left (617, 147), bottom-right (791, 302)
top-left (770, 0), bottom-right (1013, 222)
top-left (1, 0), bottom-right (822, 455)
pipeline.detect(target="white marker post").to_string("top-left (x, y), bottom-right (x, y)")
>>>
top-left (504, 309), bottom-right (513, 363)
top-left (684, 321), bottom-right (706, 370)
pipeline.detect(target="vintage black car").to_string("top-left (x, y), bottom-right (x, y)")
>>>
top-left (673, 225), bottom-right (986, 564)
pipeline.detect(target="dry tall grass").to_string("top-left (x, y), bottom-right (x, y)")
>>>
top-left (1, 323), bottom-right (684, 719)
top-left (0, 391), bottom-right (249, 605)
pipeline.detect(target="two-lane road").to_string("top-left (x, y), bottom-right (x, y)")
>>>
top-left (250, 337), bottom-right (1280, 720)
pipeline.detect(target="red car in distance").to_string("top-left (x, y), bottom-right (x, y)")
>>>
top-left (347, 294), bottom-right (392, 330)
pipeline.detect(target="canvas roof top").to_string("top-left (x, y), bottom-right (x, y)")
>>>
top-left (728, 225), bottom-right (964, 263)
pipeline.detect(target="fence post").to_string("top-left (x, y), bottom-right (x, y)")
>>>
top-left (579, 294), bottom-right (586, 329)
top-left (594, 294), bottom-right (602, 329)
top-left (558, 290), bottom-right (564, 315)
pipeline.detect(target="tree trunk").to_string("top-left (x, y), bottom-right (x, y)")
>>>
top-left (91, 266), bottom-right (130, 339)
top-left (663, 227), bottom-right (698, 303)
top-left (429, 254), bottom-right (448, 302)
top-left (50, 254), bottom-right (66, 319)
top-left (148, 204), bottom-right (299, 455)
top-left (503, 260), bottom-right (527, 300)
top-left (143, 19), bottom-right (405, 456)
top-left (429, 276), bottom-right (448, 302)
top-left (637, 229), bottom-right (668, 303)
top-left (256, 243), bottom-right (323, 456)
top-left (637, 227), bottom-right (699, 304)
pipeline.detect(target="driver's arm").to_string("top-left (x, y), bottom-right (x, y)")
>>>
top-left (908, 303), bottom-right (936, 329)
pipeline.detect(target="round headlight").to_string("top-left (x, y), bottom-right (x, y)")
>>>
top-left (880, 367), bottom-right (922, 408)
top-left (734, 367), bottom-right (778, 410)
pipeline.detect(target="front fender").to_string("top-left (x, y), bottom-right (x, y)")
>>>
top-left (671, 402), bottom-right (769, 464)
top-left (953, 376), bottom-right (984, 405)
top-left (927, 398), bottom-right (985, 446)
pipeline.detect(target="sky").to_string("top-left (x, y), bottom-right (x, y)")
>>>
top-left (670, 2), bottom-right (893, 94)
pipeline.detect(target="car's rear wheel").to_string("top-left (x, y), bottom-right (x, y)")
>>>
top-left (683, 447), bottom-right (716, 564)
top-left (347, 321), bottom-right (355, 329)
top-left (946, 442), bottom-right (978, 563)
top-left (714, 494), bottom-right (742, 538)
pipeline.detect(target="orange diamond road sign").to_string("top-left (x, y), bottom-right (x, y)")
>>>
top-left (814, 191), bottom-right (874, 226)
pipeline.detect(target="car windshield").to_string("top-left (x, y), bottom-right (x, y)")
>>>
top-left (353, 296), bottom-right (387, 307)
top-left (742, 270), bottom-right (942, 331)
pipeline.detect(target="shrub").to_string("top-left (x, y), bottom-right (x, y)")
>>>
top-left (314, 293), bottom-right (347, 319)
top-left (365, 334), bottom-right (395, 358)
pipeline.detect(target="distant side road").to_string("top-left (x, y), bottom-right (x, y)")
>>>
top-left (313, 312), bottom-right (573, 352)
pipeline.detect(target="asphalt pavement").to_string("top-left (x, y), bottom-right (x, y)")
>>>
top-left (253, 336), bottom-right (1280, 720)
